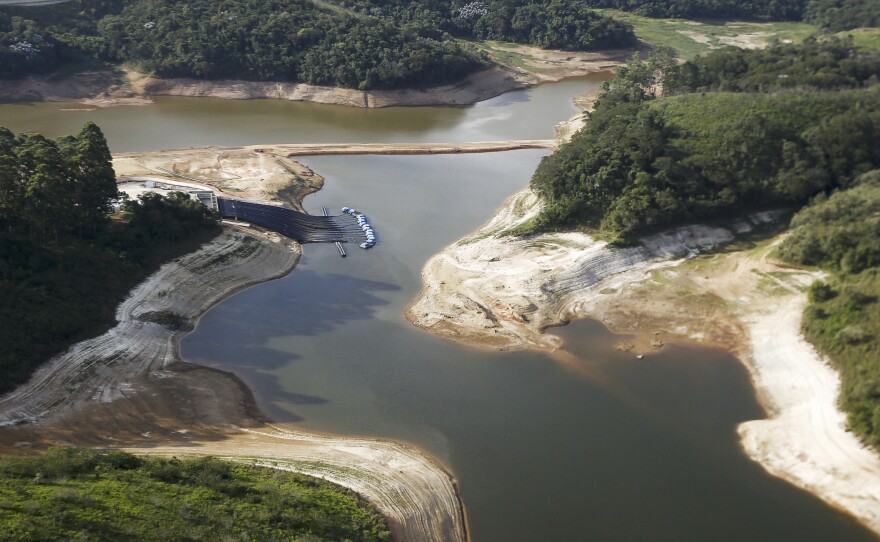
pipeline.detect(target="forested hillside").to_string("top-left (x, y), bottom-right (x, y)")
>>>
top-left (804, 0), bottom-right (880, 32)
top-left (583, 0), bottom-right (805, 21)
top-left (527, 41), bottom-right (880, 445)
top-left (529, 43), bottom-right (880, 238)
top-left (0, 447), bottom-right (391, 540)
top-left (583, 0), bottom-right (879, 31)
top-left (96, 0), bottom-right (488, 89)
top-left (0, 0), bottom-right (635, 88)
top-left (0, 123), bottom-right (220, 394)
top-left (665, 37), bottom-right (880, 93)
top-left (329, 0), bottom-right (637, 50)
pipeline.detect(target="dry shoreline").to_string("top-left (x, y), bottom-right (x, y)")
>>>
top-left (406, 185), bottom-right (880, 533)
top-left (0, 44), bottom-right (631, 109)
top-left (0, 147), bottom-right (467, 542)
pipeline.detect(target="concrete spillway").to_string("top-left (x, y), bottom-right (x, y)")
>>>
top-left (217, 198), bottom-right (366, 244)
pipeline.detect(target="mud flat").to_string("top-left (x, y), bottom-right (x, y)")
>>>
top-left (407, 186), bottom-right (880, 533)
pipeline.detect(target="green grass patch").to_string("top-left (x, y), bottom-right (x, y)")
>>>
top-left (457, 227), bottom-right (503, 246)
top-left (466, 40), bottom-right (550, 73)
top-left (836, 28), bottom-right (880, 53)
top-left (596, 9), bottom-right (817, 59)
top-left (0, 447), bottom-right (391, 541)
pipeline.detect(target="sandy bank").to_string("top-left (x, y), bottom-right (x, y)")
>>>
top-left (406, 189), bottom-right (776, 351)
top-left (739, 290), bottom-right (880, 531)
top-left (257, 140), bottom-right (557, 157)
top-left (140, 66), bottom-right (525, 108)
top-left (407, 185), bottom-right (880, 532)
top-left (113, 146), bottom-right (324, 209)
top-left (0, 66), bottom-right (522, 108)
top-left (0, 45), bottom-right (628, 109)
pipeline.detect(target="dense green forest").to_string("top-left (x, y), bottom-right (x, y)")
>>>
top-left (583, 0), bottom-right (806, 21)
top-left (0, 123), bottom-right (220, 394)
top-left (0, 12), bottom-right (69, 78)
top-left (0, 447), bottom-right (391, 540)
top-left (96, 0), bottom-right (487, 88)
top-left (328, 0), bottom-right (637, 50)
top-left (0, 0), bottom-right (635, 88)
top-left (529, 44), bottom-right (880, 238)
top-left (3, 0), bottom-right (878, 84)
top-left (665, 37), bottom-right (880, 93)
top-left (584, 0), bottom-right (878, 30)
top-left (804, 0), bottom-right (880, 32)
top-left (777, 171), bottom-right (880, 444)
top-left (0, 0), bottom-right (487, 87)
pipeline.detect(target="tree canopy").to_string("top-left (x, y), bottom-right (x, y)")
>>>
top-left (0, 122), bottom-right (118, 241)
top-left (804, 0), bottom-right (880, 32)
top-left (0, 123), bottom-right (220, 394)
top-left (583, 0), bottom-right (807, 21)
top-left (665, 37), bottom-right (880, 93)
top-left (0, 0), bottom-right (637, 87)
top-left (529, 44), bottom-right (880, 239)
top-left (331, 0), bottom-right (637, 50)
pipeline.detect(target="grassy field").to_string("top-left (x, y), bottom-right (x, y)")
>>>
top-left (0, 447), bottom-right (391, 541)
top-left (596, 9), bottom-right (817, 59)
top-left (837, 27), bottom-right (880, 52)
top-left (465, 40), bottom-right (562, 75)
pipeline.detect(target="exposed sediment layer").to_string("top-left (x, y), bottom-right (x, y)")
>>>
top-left (0, 67), bottom-right (526, 109)
top-left (0, 227), bottom-right (466, 541)
top-left (0, 230), bottom-right (300, 426)
top-left (407, 187), bottom-right (880, 534)
top-left (141, 66), bottom-right (526, 108)
top-left (0, 44), bottom-right (628, 109)
top-left (265, 140), bottom-right (557, 156)
top-left (407, 189), bottom-right (776, 350)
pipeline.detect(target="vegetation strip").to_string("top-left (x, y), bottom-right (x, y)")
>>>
top-left (0, 447), bottom-right (392, 541)
top-left (0, 123), bottom-right (220, 395)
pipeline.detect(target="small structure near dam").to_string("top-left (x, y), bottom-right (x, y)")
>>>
top-left (119, 177), bottom-right (373, 249)
top-left (217, 198), bottom-right (369, 245)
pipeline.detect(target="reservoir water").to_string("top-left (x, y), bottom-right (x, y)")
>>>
top-left (2, 78), bottom-right (876, 541)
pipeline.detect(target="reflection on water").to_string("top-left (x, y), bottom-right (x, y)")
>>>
top-left (0, 77), bottom-right (602, 152)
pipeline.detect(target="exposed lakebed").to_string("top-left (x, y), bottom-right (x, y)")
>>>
top-left (3, 77), bottom-right (876, 541)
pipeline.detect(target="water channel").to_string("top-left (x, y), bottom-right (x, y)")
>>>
top-left (2, 78), bottom-right (876, 541)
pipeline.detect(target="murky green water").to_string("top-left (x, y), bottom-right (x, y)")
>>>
top-left (3, 76), bottom-right (875, 541)
top-left (0, 77), bottom-right (593, 152)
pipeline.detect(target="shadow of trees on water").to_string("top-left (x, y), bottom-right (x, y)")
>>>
top-left (181, 269), bottom-right (400, 421)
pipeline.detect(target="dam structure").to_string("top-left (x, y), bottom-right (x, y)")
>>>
top-left (217, 198), bottom-right (368, 245)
